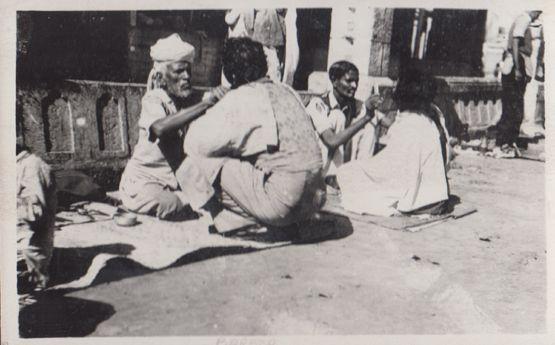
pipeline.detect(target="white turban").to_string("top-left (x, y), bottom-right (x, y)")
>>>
top-left (147, 33), bottom-right (195, 91)
top-left (150, 33), bottom-right (195, 63)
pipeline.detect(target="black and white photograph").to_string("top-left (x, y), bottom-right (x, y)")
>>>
top-left (1, 0), bottom-right (553, 342)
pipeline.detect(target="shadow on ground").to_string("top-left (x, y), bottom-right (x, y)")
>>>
top-left (47, 216), bottom-right (353, 292)
top-left (446, 194), bottom-right (461, 213)
top-left (18, 217), bottom-right (353, 337)
top-left (19, 293), bottom-right (115, 338)
top-left (171, 217), bottom-right (355, 267)
top-left (48, 243), bottom-right (136, 287)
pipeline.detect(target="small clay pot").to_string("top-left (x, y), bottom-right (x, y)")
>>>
top-left (114, 212), bottom-right (138, 227)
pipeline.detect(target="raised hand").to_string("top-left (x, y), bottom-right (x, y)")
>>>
top-left (205, 85), bottom-right (230, 105)
top-left (20, 194), bottom-right (43, 222)
top-left (365, 94), bottom-right (384, 111)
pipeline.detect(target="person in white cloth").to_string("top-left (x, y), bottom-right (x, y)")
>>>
top-left (305, 60), bottom-right (385, 189)
top-left (520, 19), bottom-right (544, 139)
top-left (119, 33), bottom-right (225, 220)
top-left (16, 123), bottom-right (57, 292)
top-left (337, 65), bottom-right (450, 217)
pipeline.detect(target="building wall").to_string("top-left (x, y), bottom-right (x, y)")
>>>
top-left (17, 12), bottom-right (131, 82)
top-left (324, 8), bottom-right (488, 79)
top-left (368, 8), bottom-right (395, 77)
top-left (17, 11), bottom-right (227, 86)
top-left (127, 11), bottom-right (227, 86)
top-left (327, 7), bottom-right (374, 75)
top-left (425, 9), bottom-right (488, 77)
top-left (293, 9), bottom-right (332, 90)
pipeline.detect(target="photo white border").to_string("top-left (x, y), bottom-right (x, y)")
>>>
top-left (1, 0), bottom-right (553, 344)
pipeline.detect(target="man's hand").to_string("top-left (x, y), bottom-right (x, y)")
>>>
top-left (21, 194), bottom-right (43, 222)
top-left (365, 94), bottom-right (384, 111)
top-left (515, 69), bottom-right (523, 81)
top-left (374, 111), bottom-right (395, 128)
top-left (535, 64), bottom-right (544, 81)
top-left (205, 85), bottom-right (230, 105)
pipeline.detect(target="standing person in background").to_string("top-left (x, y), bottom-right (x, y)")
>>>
top-left (281, 9), bottom-right (299, 86)
top-left (224, 9), bottom-right (255, 39)
top-left (251, 9), bottom-right (287, 82)
top-left (224, 8), bottom-right (299, 85)
top-left (535, 26), bottom-right (545, 132)
top-left (494, 10), bottom-right (542, 157)
top-left (520, 21), bottom-right (544, 139)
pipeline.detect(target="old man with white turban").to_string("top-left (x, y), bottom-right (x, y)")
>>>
top-left (119, 33), bottom-right (225, 220)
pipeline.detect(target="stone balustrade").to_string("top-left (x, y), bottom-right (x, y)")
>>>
top-left (18, 80), bottom-right (144, 171)
top-left (17, 75), bottom-right (518, 180)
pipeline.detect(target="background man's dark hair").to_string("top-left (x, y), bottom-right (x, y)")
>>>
top-left (223, 37), bottom-right (268, 88)
top-left (328, 60), bottom-right (359, 82)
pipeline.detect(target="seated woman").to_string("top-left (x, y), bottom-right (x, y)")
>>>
top-left (336, 65), bottom-right (450, 216)
top-left (176, 37), bottom-right (325, 232)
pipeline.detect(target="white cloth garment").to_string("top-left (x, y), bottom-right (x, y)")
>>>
top-left (119, 89), bottom-right (189, 213)
top-left (521, 24), bottom-right (544, 137)
top-left (337, 110), bottom-right (449, 216)
top-left (225, 9), bottom-right (253, 38)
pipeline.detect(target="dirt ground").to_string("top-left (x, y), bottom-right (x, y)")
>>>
top-left (19, 142), bottom-right (546, 336)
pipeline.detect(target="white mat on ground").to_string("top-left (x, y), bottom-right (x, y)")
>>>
top-left (51, 203), bottom-right (291, 290)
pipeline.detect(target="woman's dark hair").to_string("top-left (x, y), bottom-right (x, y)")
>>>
top-left (392, 63), bottom-right (437, 113)
top-left (222, 37), bottom-right (268, 88)
top-left (328, 60), bottom-right (358, 82)
top-left (394, 63), bottom-right (448, 164)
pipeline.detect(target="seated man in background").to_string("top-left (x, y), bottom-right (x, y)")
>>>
top-left (337, 65), bottom-right (450, 217)
top-left (176, 37), bottom-right (325, 232)
top-left (119, 33), bottom-right (224, 220)
top-left (305, 60), bottom-right (385, 189)
top-left (17, 136), bottom-right (57, 292)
